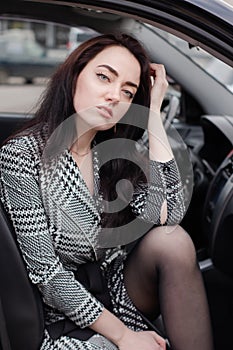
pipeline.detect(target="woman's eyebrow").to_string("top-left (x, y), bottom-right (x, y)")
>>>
top-left (97, 64), bottom-right (138, 89)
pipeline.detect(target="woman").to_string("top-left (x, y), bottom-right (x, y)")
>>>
top-left (0, 33), bottom-right (213, 349)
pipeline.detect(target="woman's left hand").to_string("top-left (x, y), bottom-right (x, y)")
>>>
top-left (150, 63), bottom-right (168, 114)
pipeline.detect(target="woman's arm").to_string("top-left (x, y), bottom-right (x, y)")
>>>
top-left (0, 138), bottom-right (103, 329)
top-left (130, 64), bottom-right (186, 225)
top-left (130, 158), bottom-right (185, 225)
top-left (148, 63), bottom-right (173, 163)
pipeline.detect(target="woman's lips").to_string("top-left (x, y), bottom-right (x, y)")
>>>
top-left (96, 106), bottom-right (113, 119)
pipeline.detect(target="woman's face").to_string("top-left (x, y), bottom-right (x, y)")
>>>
top-left (73, 45), bottom-right (141, 131)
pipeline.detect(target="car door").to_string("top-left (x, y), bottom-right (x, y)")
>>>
top-left (0, 1), bottom-right (232, 350)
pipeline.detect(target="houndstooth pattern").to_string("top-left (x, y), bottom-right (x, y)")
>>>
top-left (0, 127), bottom-right (185, 349)
top-left (106, 256), bottom-right (150, 332)
top-left (41, 330), bottom-right (118, 350)
top-left (130, 159), bottom-right (185, 225)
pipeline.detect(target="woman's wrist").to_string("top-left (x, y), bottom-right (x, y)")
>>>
top-left (149, 103), bottom-right (161, 115)
top-left (147, 109), bottom-right (164, 137)
top-left (89, 308), bottom-right (129, 346)
top-left (109, 322), bottom-right (131, 346)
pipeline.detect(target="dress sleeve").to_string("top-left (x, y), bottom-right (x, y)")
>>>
top-left (0, 139), bottom-right (104, 329)
top-left (130, 158), bottom-right (186, 225)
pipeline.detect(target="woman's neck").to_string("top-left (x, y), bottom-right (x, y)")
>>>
top-left (71, 127), bottom-right (96, 155)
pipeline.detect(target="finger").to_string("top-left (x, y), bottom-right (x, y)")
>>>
top-left (149, 64), bottom-right (168, 89)
top-left (157, 341), bottom-right (166, 350)
top-left (151, 332), bottom-right (167, 349)
top-left (150, 63), bottom-right (166, 78)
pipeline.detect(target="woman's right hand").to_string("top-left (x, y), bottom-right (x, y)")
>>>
top-left (117, 327), bottom-right (167, 350)
top-left (90, 308), bottom-right (166, 349)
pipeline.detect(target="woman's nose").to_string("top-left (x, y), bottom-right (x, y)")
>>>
top-left (105, 86), bottom-right (121, 103)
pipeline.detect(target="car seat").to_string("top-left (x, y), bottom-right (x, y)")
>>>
top-left (0, 201), bottom-right (44, 350)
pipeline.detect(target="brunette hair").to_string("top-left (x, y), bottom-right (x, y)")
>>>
top-left (16, 33), bottom-right (152, 229)
top-left (28, 32), bottom-right (151, 134)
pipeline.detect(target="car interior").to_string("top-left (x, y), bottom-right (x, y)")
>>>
top-left (0, 2), bottom-right (233, 349)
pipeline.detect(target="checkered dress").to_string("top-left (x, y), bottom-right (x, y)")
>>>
top-left (0, 127), bottom-right (185, 349)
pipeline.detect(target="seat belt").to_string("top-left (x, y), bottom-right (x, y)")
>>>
top-left (0, 296), bottom-right (11, 350)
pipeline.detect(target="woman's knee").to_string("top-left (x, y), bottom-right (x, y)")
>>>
top-left (141, 225), bottom-right (197, 271)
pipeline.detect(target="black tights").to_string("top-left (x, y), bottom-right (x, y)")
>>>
top-left (124, 225), bottom-right (214, 350)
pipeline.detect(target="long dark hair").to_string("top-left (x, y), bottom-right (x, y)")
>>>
top-left (26, 33), bottom-right (151, 134)
top-left (16, 33), bottom-right (152, 229)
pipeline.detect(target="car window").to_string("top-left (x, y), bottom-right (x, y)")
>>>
top-left (67, 27), bottom-right (99, 53)
top-left (0, 21), bottom-right (61, 113)
top-left (0, 19), bottom-right (101, 114)
top-left (0, 17), bottom-right (232, 118)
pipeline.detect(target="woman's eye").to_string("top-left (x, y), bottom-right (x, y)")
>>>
top-left (96, 73), bottom-right (110, 82)
top-left (123, 90), bottom-right (134, 99)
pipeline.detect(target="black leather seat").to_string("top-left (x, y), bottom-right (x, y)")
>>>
top-left (0, 202), bottom-right (44, 350)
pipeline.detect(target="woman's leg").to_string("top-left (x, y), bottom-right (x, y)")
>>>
top-left (123, 225), bottom-right (214, 350)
